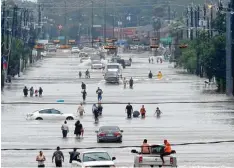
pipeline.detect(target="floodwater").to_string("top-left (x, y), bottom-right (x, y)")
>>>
top-left (1, 50), bottom-right (234, 167)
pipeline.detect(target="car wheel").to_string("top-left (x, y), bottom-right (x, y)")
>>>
top-left (119, 138), bottom-right (122, 143)
top-left (36, 117), bottom-right (43, 120)
top-left (66, 116), bottom-right (74, 120)
top-left (97, 138), bottom-right (100, 143)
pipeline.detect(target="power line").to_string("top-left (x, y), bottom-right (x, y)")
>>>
top-left (1, 100), bottom-right (233, 105)
top-left (2, 140), bottom-right (234, 151)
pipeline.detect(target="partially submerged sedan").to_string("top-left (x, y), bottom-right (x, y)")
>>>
top-left (91, 60), bottom-right (103, 69)
top-left (71, 150), bottom-right (116, 168)
top-left (26, 108), bottom-right (75, 120)
top-left (95, 126), bottom-right (123, 143)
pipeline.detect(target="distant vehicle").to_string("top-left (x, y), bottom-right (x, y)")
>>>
top-left (80, 57), bottom-right (90, 63)
top-left (47, 45), bottom-right (57, 52)
top-left (41, 51), bottom-right (47, 57)
top-left (104, 70), bottom-right (120, 83)
top-left (26, 108), bottom-right (75, 120)
top-left (91, 60), bottom-right (103, 69)
top-left (95, 126), bottom-right (123, 143)
top-left (78, 52), bottom-right (89, 58)
top-left (105, 63), bottom-right (122, 77)
top-left (71, 150), bottom-right (116, 168)
top-left (124, 59), bottom-right (131, 66)
top-left (131, 145), bottom-right (177, 167)
top-left (71, 47), bottom-right (80, 54)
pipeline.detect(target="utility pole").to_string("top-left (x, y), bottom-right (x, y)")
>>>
top-left (91, 0), bottom-right (94, 48)
top-left (1, 0), bottom-right (6, 56)
top-left (231, 0), bottom-right (234, 95)
top-left (226, 11), bottom-right (232, 95)
top-left (190, 6), bottom-right (193, 40)
top-left (64, 1), bottom-right (67, 44)
top-left (195, 6), bottom-right (198, 38)
top-left (210, 6), bottom-right (213, 37)
top-left (168, 3), bottom-right (171, 23)
top-left (38, 4), bottom-right (42, 39)
top-left (104, 0), bottom-right (107, 43)
top-left (186, 7), bottom-right (189, 39)
top-left (203, 4), bottom-right (206, 30)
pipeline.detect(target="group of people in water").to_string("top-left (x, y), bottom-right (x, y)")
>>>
top-left (123, 77), bottom-right (134, 89)
top-left (126, 103), bottom-right (162, 118)
top-left (23, 86), bottom-right (43, 97)
top-left (148, 70), bottom-right (163, 79)
top-left (149, 57), bottom-right (163, 64)
top-left (79, 69), bottom-right (90, 79)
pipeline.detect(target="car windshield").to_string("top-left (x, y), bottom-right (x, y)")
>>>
top-left (100, 126), bottom-right (119, 132)
top-left (83, 152), bottom-right (111, 162)
top-left (73, 47), bottom-right (78, 49)
top-left (107, 65), bottom-right (119, 69)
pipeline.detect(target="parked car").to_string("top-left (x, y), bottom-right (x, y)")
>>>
top-left (71, 47), bottom-right (80, 54)
top-left (26, 108), bottom-right (75, 120)
top-left (95, 126), bottom-right (123, 143)
top-left (91, 60), bottom-right (103, 69)
top-left (71, 150), bottom-right (116, 168)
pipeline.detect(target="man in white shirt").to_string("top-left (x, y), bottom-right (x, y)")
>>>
top-left (61, 121), bottom-right (69, 138)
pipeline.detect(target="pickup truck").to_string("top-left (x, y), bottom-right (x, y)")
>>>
top-left (131, 145), bottom-right (177, 168)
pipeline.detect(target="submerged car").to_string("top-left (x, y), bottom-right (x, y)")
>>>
top-left (71, 150), bottom-right (116, 168)
top-left (47, 45), bottom-right (57, 52)
top-left (71, 47), bottom-right (80, 54)
top-left (131, 145), bottom-right (177, 167)
top-left (91, 60), bottom-right (103, 69)
top-left (104, 70), bottom-right (120, 83)
top-left (124, 59), bottom-right (131, 66)
top-left (80, 57), bottom-right (90, 63)
top-left (95, 126), bottom-right (123, 143)
top-left (26, 108), bottom-right (75, 120)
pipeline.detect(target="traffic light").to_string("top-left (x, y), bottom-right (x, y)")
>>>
top-left (150, 45), bottom-right (159, 48)
top-left (179, 44), bottom-right (188, 48)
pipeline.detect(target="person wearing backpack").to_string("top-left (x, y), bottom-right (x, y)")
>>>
top-left (52, 146), bottom-right (64, 167)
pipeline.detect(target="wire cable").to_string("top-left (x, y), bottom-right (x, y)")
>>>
top-left (2, 140), bottom-right (234, 151)
top-left (1, 100), bottom-right (233, 105)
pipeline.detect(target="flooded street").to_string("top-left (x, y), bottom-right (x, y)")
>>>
top-left (1, 51), bottom-right (234, 167)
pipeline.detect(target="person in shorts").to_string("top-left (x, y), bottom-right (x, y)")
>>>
top-left (52, 146), bottom-right (64, 167)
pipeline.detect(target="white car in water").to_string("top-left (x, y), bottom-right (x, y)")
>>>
top-left (91, 60), bottom-right (103, 69)
top-left (71, 47), bottom-right (80, 54)
top-left (26, 108), bottom-right (75, 120)
top-left (71, 150), bottom-right (116, 168)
